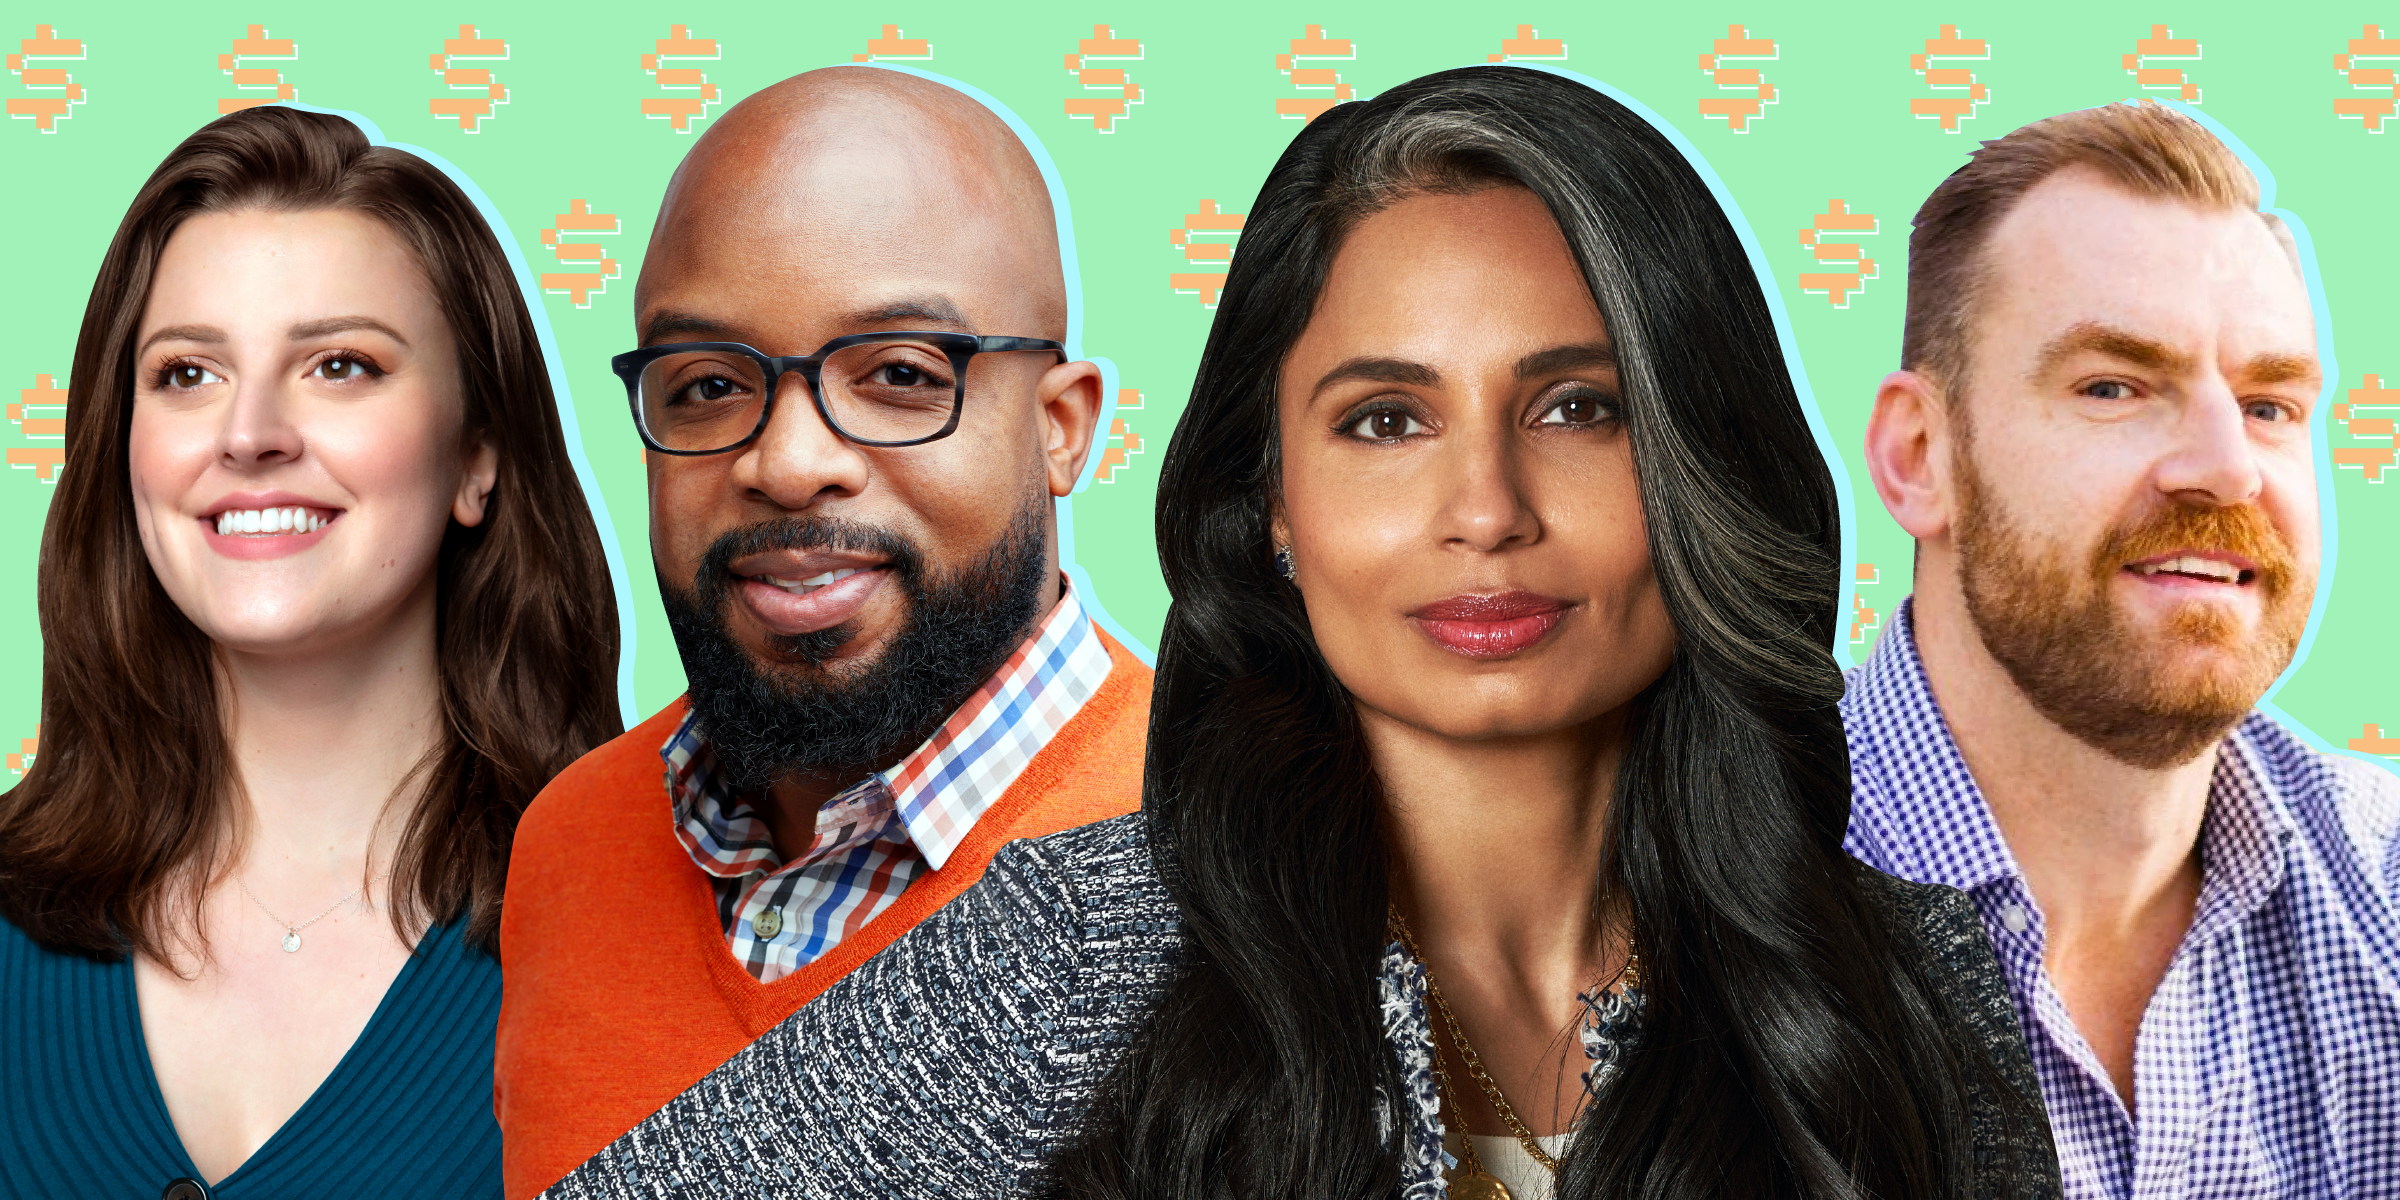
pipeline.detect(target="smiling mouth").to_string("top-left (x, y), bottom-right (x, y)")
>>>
top-left (753, 566), bottom-right (881, 595)
top-left (2126, 556), bottom-right (2253, 585)
top-left (212, 506), bottom-right (336, 536)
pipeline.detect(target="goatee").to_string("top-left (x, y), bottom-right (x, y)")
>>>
top-left (659, 500), bottom-right (1051, 790)
top-left (1953, 445), bottom-right (2308, 769)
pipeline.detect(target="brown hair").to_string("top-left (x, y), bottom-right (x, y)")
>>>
top-left (1903, 101), bottom-right (2261, 397)
top-left (0, 105), bottom-right (622, 962)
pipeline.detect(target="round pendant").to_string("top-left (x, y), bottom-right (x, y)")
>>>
top-left (1448, 1172), bottom-right (1513, 1200)
top-left (281, 931), bottom-right (301, 953)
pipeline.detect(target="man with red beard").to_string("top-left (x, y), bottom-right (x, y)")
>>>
top-left (1848, 102), bottom-right (2399, 1200)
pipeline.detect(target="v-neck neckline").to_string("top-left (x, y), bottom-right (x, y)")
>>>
top-left (123, 922), bottom-right (445, 1192)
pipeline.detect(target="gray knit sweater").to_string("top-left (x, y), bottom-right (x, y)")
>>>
top-left (546, 815), bottom-right (2061, 1200)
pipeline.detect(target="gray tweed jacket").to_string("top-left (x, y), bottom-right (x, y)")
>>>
top-left (546, 814), bottom-right (2062, 1199)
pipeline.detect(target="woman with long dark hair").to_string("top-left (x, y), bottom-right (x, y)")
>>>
top-left (544, 66), bottom-right (2055, 1200)
top-left (0, 106), bottom-right (620, 1197)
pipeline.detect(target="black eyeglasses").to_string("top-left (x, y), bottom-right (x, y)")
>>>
top-left (612, 331), bottom-right (1067, 455)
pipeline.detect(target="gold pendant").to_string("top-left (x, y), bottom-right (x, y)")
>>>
top-left (1448, 1170), bottom-right (1513, 1200)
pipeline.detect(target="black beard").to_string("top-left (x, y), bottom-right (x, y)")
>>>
top-left (658, 502), bottom-right (1051, 790)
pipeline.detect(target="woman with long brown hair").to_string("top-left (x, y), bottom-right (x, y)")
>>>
top-left (0, 105), bottom-right (620, 1198)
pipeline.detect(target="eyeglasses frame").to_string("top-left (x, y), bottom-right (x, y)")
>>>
top-left (612, 330), bottom-right (1068, 455)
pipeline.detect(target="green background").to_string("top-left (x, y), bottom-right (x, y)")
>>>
top-left (4, 2), bottom-right (2392, 767)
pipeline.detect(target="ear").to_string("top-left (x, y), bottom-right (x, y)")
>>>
top-left (1037, 357), bottom-right (1106, 498)
top-left (452, 433), bottom-right (501, 528)
top-left (1864, 369), bottom-right (1955, 541)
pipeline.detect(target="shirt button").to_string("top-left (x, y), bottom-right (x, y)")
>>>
top-left (162, 1180), bottom-right (211, 1200)
top-left (2000, 904), bottom-right (2030, 934)
top-left (753, 908), bottom-right (784, 940)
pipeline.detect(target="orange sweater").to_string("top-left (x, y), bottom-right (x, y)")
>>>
top-left (494, 632), bottom-right (1151, 1199)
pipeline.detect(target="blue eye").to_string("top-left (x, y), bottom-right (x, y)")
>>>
top-left (2082, 379), bottom-right (2136, 401)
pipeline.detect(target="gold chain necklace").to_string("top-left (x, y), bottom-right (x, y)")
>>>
top-left (1388, 905), bottom-right (1641, 1199)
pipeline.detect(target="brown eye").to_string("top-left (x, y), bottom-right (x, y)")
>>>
top-left (678, 374), bottom-right (745, 406)
top-left (1343, 407), bottom-right (1426, 440)
top-left (316, 356), bottom-right (371, 382)
top-left (1537, 388), bottom-right (1617, 427)
top-left (162, 360), bottom-right (225, 388)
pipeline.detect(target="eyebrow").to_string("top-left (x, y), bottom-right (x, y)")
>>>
top-left (2030, 320), bottom-right (2318, 387)
top-left (639, 296), bottom-right (975, 349)
top-left (138, 324), bottom-right (227, 355)
top-left (137, 316), bottom-right (408, 356)
top-left (639, 310), bottom-right (744, 346)
top-left (288, 315), bottom-right (408, 345)
top-left (2242, 353), bottom-right (2319, 386)
top-left (1310, 356), bottom-right (1442, 397)
top-left (2030, 321), bottom-right (2196, 379)
top-left (1514, 342), bottom-right (1616, 380)
top-left (845, 296), bottom-right (970, 329)
top-left (1308, 342), bottom-right (1618, 400)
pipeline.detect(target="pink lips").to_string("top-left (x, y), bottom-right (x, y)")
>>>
top-left (737, 566), bottom-right (890, 637)
top-left (1409, 591), bottom-right (1569, 659)
top-left (199, 492), bottom-right (341, 561)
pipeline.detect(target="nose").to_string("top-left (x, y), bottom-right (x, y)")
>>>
top-left (1437, 420), bottom-right (1542, 553)
top-left (218, 370), bottom-right (303, 469)
top-left (729, 369), bottom-right (872, 510)
top-left (2153, 375), bottom-right (2263, 508)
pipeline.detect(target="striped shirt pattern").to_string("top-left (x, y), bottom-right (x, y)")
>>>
top-left (1842, 599), bottom-right (2400, 1200)
top-left (662, 584), bottom-right (1114, 983)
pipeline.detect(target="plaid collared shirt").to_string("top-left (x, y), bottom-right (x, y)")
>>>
top-left (662, 582), bottom-right (1115, 983)
top-left (1842, 599), bottom-right (2400, 1200)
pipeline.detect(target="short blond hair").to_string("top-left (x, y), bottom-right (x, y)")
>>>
top-left (1903, 102), bottom-right (2261, 397)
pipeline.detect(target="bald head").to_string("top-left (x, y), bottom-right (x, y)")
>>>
top-left (632, 66), bottom-right (1108, 774)
top-left (640, 66), bottom-right (1066, 343)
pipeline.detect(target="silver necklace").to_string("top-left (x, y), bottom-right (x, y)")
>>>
top-left (234, 875), bottom-right (366, 953)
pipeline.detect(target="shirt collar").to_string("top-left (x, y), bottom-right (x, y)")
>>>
top-left (2192, 718), bottom-right (2298, 930)
top-left (1845, 598), bottom-right (2300, 915)
top-left (882, 580), bottom-right (1108, 869)
top-left (661, 578), bottom-right (1111, 875)
top-left (1842, 598), bottom-right (2029, 896)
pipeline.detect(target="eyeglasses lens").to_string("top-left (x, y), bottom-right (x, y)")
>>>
top-left (638, 340), bottom-right (960, 452)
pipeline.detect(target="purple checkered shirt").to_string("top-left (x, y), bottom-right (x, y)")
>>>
top-left (661, 581), bottom-right (1114, 984)
top-left (1842, 599), bottom-right (2400, 1200)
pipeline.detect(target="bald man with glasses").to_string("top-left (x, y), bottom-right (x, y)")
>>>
top-left (491, 67), bottom-right (1152, 1199)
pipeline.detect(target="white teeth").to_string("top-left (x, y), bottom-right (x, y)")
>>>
top-left (761, 567), bottom-right (867, 593)
top-left (2134, 555), bottom-right (2241, 582)
top-left (213, 506), bottom-right (329, 537)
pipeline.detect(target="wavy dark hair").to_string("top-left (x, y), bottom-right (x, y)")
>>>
top-left (0, 105), bottom-right (622, 962)
top-left (1046, 67), bottom-right (2018, 1199)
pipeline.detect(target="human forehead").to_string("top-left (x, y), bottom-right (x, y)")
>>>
top-left (1974, 171), bottom-right (2314, 377)
top-left (636, 119), bottom-right (1060, 348)
top-left (1287, 188), bottom-right (1605, 389)
top-left (144, 208), bottom-right (437, 330)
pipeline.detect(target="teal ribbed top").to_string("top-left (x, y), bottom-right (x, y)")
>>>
top-left (0, 912), bottom-right (502, 1199)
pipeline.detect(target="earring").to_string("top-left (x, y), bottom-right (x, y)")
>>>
top-left (1274, 545), bottom-right (1296, 582)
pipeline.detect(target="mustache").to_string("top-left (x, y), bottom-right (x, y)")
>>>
top-left (699, 515), bottom-right (922, 579)
top-left (2090, 502), bottom-right (2296, 596)
top-left (694, 516), bottom-right (925, 665)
